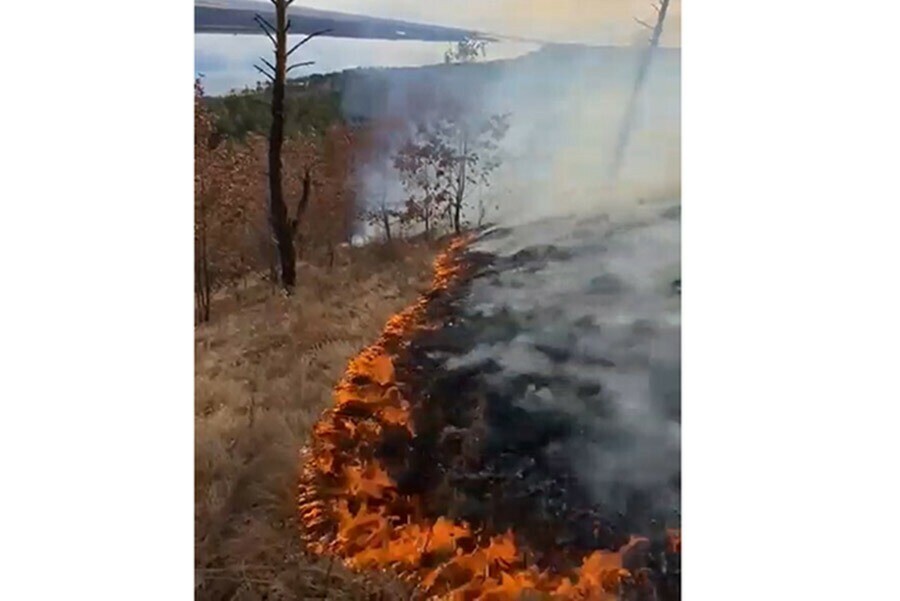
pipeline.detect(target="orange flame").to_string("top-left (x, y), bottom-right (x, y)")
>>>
top-left (297, 237), bottom-right (645, 599)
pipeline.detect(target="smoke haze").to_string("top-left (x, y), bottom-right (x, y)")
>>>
top-left (344, 44), bottom-right (680, 227)
top-left (344, 43), bottom-right (680, 518)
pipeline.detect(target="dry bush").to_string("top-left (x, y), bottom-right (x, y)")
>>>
top-left (195, 240), bottom-right (438, 601)
top-left (196, 82), bottom-right (364, 322)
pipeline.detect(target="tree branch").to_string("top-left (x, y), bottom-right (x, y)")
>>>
top-left (254, 15), bottom-right (277, 45)
top-left (258, 27), bottom-right (276, 46)
top-left (284, 19), bottom-right (292, 34)
top-left (287, 29), bottom-right (332, 57)
top-left (254, 14), bottom-right (276, 34)
top-left (260, 57), bottom-right (277, 73)
top-left (254, 65), bottom-right (275, 82)
top-left (634, 17), bottom-right (654, 30)
top-left (256, 61), bottom-right (276, 76)
top-left (286, 61), bottom-right (315, 73)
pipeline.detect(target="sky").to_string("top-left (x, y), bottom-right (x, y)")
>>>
top-left (195, 0), bottom-right (681, 94)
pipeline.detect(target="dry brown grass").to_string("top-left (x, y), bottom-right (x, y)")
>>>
top-left (195, 241), bottom-right (439, 601)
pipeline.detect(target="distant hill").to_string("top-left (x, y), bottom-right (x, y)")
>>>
top-left (201, 74), bottom-right (344, 140)
top-left (201, 44), bottom-right (680, 140)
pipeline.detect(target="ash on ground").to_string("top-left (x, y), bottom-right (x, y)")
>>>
top-left (469, 201), bottom-right (681, 522)
top-left (391, 200), bottom-right (680, 590)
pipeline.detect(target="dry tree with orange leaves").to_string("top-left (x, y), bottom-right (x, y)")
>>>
top-left (195, 80), bottom-right (259, 322)
top-left (195, 81), bottom-right (362, 321)
top-left (295, 124), bottom-right (358, 267)
top-left (392, 41), bottom-right (510, 238)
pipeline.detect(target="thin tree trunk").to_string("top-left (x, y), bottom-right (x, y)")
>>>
top-left (268, 1), bottom-right (296, 291)
top-left (453, 132), bottom-right (468, 234)
top-left (381, 208), bottom-right (392, 241)
top-left (195, 195), bottom-right (211, 323)
top-left (195, 218), bottom-right (204, 324)
top-left (294, 167), bottom-right (312, 229)
top-left (379, 188), bottom-right (392, 241)
top-left (195, 254), bottom-right (205, 323)
top-left (291, 166), bottom-right (312, 255)
top-left (608, 0), bottom-right (671, 181)
top-left (201, 229), bottom-right (210, 322)
top-left (195, 251), bottom-right (210, 323)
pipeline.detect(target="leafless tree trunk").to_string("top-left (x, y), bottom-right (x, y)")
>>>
top-left (195, 195), bottom-right (212, 323)
top-left (608, 0), bottom-right (672, 181)
top-left (452, 131), bottom-right (469, 234)
top-left (477, 193), bottom-right (487, 228)
top-left (380, 200), bottom-right (393, 243)
top-left (291, 165), bottom-right (312, 254)
top-left (195, 241), bottom-right (211, 324)
top-left (266, 1), bottom-right (295, 290)
top-left (254, 1), bottom-right (328, 292)
top-left (381, 212), bottom-right (392, 241)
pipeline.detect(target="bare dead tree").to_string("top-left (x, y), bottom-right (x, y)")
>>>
top-left (254, 1), bottom-right (329, 292)
top-left (608, 0), bottom-right (672, 181)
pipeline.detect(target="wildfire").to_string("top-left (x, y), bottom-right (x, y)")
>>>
top-left (297, 237), bottom-right (662, 600)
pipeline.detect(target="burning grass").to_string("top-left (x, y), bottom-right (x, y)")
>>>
top-left (298, 238), bottom-right (678, 600)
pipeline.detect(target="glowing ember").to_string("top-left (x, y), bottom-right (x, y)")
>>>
top-left (667, 529), bottom-right (681, 555)
top-left (297, 236), bottom-right (659, 599)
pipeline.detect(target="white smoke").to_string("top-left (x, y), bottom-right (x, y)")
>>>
top-left (466, 206), bottom-right (681, 515)
top-left (343, 45), bottom-right (680, 230)
top-left (344, 44), bottom-right (681, 515)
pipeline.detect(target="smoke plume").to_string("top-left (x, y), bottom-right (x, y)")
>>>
top-left (346, 43), bottom-right (681, 519)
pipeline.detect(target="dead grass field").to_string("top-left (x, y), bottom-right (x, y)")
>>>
top-left (195, 241), bottom-right (439, 601)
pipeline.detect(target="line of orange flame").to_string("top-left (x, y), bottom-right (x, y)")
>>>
top-left (297, 237), bottom-right (676, 600)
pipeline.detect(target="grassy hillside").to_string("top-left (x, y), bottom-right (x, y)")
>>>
top-left (195, 241), bottom-right (439, 601)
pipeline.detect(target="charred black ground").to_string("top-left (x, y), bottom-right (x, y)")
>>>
top-left (376, 206), bottom-right (681, 599)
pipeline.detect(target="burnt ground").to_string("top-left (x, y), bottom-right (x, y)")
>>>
top-left (377, 207), bottom-right (681, 599)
